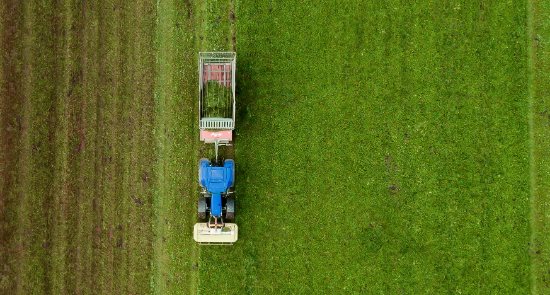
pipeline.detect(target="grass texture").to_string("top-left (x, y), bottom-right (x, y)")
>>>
top-left (1, 0), bottom-right (549, 294)
top-left (199, 1), bottom-right (534, 294)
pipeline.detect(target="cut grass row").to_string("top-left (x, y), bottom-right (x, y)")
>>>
top-left (152, 0), bottom-right (200, 294)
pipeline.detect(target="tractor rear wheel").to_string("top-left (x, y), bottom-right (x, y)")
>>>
top-left (197, 197), bottom-right (207, 220)
top-left (225, 196), bottom-right (235, 221)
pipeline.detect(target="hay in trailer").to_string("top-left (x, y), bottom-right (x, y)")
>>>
top-left (203, 81), bottom-right (231, 118)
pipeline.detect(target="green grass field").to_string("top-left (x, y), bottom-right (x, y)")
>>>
top-left (1, 0), bottom-right (549, 294)
top-left (200, 1), bottom-right (533, 293)
top-left (530, 0), bottom-right (550, 293)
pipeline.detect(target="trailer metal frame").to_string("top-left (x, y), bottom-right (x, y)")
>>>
top-left (198, 52), bottom-right (236, 130)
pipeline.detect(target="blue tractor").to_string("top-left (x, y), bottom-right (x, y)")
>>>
top-left (194, 52), bottom-right (238, 244)
top-left (197, 158), bottom-right (235, 227)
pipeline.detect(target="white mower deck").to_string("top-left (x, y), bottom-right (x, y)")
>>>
top-left (193, 223), bottom-right (238, 245)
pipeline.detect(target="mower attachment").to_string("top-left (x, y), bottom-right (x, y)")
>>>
top-left (193, 223), bottom-right (238, 245)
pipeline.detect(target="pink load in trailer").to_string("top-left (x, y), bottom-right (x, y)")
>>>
top-left (203, 64), bottom-right (232, 87)
top-left (200, 130), bottom-right (233, 143)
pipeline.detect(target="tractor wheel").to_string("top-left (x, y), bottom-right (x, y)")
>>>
top-left (197, 197), bottom-right (207, 220)
top-left (225, 197), bottom-right (235, 221)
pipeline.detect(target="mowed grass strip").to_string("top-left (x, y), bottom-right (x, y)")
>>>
top-left (123, 1), bottom-right (157, 293)
top-left (1, 1), bottom-right (29, 293)
top-left (49, 0), bottom-right (78, 292)
top-left (153, 0), bottom-right (200, 294)
top-left (530, 0), bottom-right (550, 293)
top-left (14, 1), bottom-right (59, 292)
top-left (0, 1), bottom-right (23, 293)
top-left (198, 1), bottom-right (532, 293)
top-left (0, 1), bottom-right (157, 294)
top-left (88, 0), bottom-right (156, 293)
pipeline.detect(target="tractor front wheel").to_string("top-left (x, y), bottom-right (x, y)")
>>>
top-left (225, 197), bottom-right (235, 221)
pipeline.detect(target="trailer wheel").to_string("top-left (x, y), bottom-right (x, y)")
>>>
top-left (225, 197), bottom-right (235, 221)
top-left (197, 197), bottom-right (207, 220)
